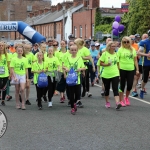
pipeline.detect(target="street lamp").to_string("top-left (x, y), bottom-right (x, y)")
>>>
top-left (63, 0), bottom-right (65, 40)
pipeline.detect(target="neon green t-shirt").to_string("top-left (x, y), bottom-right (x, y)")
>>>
top-left (117, 47), bottom-right (136, 71)
top-left (54, 50), bottom-right (60, 58)
top-left (62, 51), bottom-right (71, 63)
top-left (77, 46), bottom-right (90, 62)
top-left (45, 56), bottom-right (60, 77)
top-left (100, 51), bottom-right (119, 78)
top-left (96, 58), bottom-right (103, 75)
top-left (64, 56), bottom-right (85, 84)
top-left (10, 57), bottom-right (28, 75)
top-left (11, 52), bottom-right (17, 58)
top-left (31, 61), bottom-right (47, 84)
top-left (0, 54), bottom-right (10, 78)
top-left (34, 52), bottom-right (48, 62)
top-left (25, 52), bottom-right (35, 68)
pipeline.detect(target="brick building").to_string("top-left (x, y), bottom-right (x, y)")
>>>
top-left (0, 0), bottom-right (51, 39)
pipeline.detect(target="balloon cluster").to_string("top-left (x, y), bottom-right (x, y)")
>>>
top-left (112, 16), bottom-right (125, 37)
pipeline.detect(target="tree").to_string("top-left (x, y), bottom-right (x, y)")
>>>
top-left (122, 0), bottom-right (150, 35)
top-left (94, 8), bottom-right (101, 33)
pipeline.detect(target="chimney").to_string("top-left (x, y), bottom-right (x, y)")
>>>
top-left (39, 9), bottom-right (44, 15)
top-left (62, 1), bottom-right (73, 9)
top-left (44, 7), bottom-right (50, 14)
top-left (89, 0), bottom-right (99, 9)
top-left (29, 12), bottom-right (34, 18)
top-left (51, 6), bottom-right (57, 12)
top-left (57, 3), bottom-right (62, 11)
top-left (73, 0), bottom-right (80, 7)
top-left (34, 10), bottom-right (39, 17)
top-left (83, 0), bottom-right (89, 7)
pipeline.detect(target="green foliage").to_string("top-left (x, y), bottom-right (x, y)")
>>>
top-left (94, 8), bottom-right (102, 30)
top-left (95, 24), bottom-right (112, 34)
top-left (122, 0), bottom-right (150, 35)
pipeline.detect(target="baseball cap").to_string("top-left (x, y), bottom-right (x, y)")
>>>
top-left (135, 34), bottom-right (140, 38)
top-left (10, 43), bottom-right (14, 46)
top-left (91, 42), bottom-right (95, 46)
top-left (95, 43), bottom-right (100, 47)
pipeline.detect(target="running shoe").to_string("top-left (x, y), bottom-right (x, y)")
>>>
top-left (42, 96), bottom-right (47, 102)
top-left (6, 95), bottom-right (12, 101)
top-left (63, 95), bottom-right (66, 100)
top-left (74, 103), bottom-right (77, 112)
top-left (76, 101), bottom-right (83, 108)
top-left (60, 97), bottom-right (64, 103)
top-left (71, 108), bottom-right (76, 115)
top-left (48, 102), bottom-right (52, 107)
top-left (124, 97), bottom-right (130, 106)
top-left (91, 82), bottom-right (94, 86)
top-left (87, 92), bottom-right (92, 97)
top-left (101, 91), bottom-right (105, 96)
top-left (116, 102), bottom-right (122, 110)
top-left (1, 101), bottom-right (5, 106)
top-left (140, 90), bottom-right (144, 99)
top-left (144, 88), bottom-right (147, 95)
top-left (25, 100), bottom-right (31, 105)
top-left (120, 101), bottom-right (126, 107)
top-left (105, 102), bottom-right (110, 108)
top-left (131, 91), bottom-right (138, 97)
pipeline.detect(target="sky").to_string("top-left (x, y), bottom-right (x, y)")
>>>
top-left (51, 0), bottom-right (126, 8)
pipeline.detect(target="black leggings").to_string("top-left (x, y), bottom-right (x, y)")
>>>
top-left (47, 76), bottom-right (57, 102)
top-left (35, 84), bottom-right (45, 107)
top-left (102, 76), bottom-right (119, 96)
top-left (68, 84), bottom-right (81, 108)
top-left (0, 77), bottom-right (8, 100)
top-left (82, 63), bottom-right (90, 92)
top-left (120, 69), bottom-right (135, 92)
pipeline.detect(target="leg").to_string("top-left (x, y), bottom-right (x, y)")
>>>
top-left (20, 83), bottom-right (26, 110)
top-left (25, 79), bottom-right (31, 105)
top-left (15, 84), bottom-right (21, 109)
top-left (102, 77), bottom-right (111, 108)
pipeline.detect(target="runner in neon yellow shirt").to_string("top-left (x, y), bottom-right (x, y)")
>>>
top-left (63, 44), bottom-right (86, 115)
top-left (74, 38), bottom-right (95, 98)
top-left (45, 47), bottom-right (60, 107)
top-left (24, 44), bottom-right (35, 105)
top-left (100, 41), bottom-right (121, 110)
top-left (117, 36), bottom-right (139, 107)
top-left (31, 52), bottom-right (47, 110)
top-left (10, 46), bottom-right (28, 110)
top-left (0, 41), bottom-right (11, 106)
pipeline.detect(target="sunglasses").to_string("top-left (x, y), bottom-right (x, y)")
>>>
top-left (131, 38), bottom-right (135, 40)
top-left (123, 41), bottom-right (130, 44)
top-left (53, 45), bottom-right (58, 46)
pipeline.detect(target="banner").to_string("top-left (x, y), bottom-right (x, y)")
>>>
top-left (0, 21), bottom-right (18, 31)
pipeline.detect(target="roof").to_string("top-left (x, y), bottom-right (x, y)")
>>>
top-left (25, 4), bottom-right (84, 26)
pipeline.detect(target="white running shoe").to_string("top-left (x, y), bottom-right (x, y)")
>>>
top-left (48, 102), bottom-right (52, 107)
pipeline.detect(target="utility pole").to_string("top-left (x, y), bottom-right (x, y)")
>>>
top-left (62, 0), bottom-right (65, 40)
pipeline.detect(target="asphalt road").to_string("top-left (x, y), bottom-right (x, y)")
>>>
top-left (0, 81), bottom-right (150, 150)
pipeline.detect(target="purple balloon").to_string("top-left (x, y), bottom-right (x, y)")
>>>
top-left (112, 21), bottom-right (119, 29)
top-left (112, 29), bottom-right (119, 36)
top-left (115, 15), bottom-right (121, 23)
top-left (118, 24), bottom-right (125, 32)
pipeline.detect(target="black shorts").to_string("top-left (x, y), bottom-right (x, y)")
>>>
top-left (28, 68), bottom-right (33, 79)
top-left (143, 66), bottom-right (150, 83)
top-left (139, 65), bottom-right (143, 74)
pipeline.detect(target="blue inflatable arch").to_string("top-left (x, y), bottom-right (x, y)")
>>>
top-left (0, 21), bottom-right (46, 44)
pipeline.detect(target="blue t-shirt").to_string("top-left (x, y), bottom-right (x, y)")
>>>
top-left (90, 49), bottom-right (99, 65)
top-left (100, 44), bottom-right (106, 52)
top-left (139, 39), bottom-right (150, 66)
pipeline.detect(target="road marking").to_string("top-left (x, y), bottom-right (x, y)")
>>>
top-left (94, 84), bottom-right (150, 105)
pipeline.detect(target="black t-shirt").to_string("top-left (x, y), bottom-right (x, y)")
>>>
top-left (32, 49), bottom-right (39, 55)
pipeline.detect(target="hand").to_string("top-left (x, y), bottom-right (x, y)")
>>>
top-left (14, 77), bottom-right (18, 82)
top-left (92, 67), bottom-right (95, 72)
top-left (147, 53), bottom-right (150, 57)
top-left (107, 63), bottom-right (111, 66)
top-left (136, 70), bottom-right (139, 75)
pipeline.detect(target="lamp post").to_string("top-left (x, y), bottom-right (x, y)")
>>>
top-left (62, 0), bottom-right (65, 40)
top-left (7, 0), bottom-right (10, 41)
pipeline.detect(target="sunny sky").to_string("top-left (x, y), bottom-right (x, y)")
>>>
top-left (51, 0), bottom-right (126, 8)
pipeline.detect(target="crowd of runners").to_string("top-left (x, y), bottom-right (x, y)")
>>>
top-left (0, 31), bottom-right (150, 115)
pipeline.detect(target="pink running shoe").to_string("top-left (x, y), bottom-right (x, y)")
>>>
top-left (120, 100), bottom-right (126, 107)
top-left (105, 102), bottom-right (110, 108)
top-left (124, 97), bottom-right (130, 106)
top-left (60, 97), bottom-right (64, 103)
top-left (63, 95), bottom-right (66, 100)
top-left (74, 103), bottom-right (77, 112)
top-left (71, 108), bottom-right (76, 115)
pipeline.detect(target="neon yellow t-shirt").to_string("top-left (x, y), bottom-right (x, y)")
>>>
top-left (10, 57), bottom-right (28, 75)
top-left (54, 50), bottom-right (60, 58)
top-left (96, 58), bottom-right (103, 74)
top-left (100, 51), bottom-right (119, 78)
top-left (64, 56), bottom-right (85, 84)
top-left (45, 56), bottom-right (60, 77)
top-left (25, 52), bottom-right (35, 68)
top-left (31, 61), bottom-right (47, 84)
top-left (12, 52), bottom-right (17, 58)
top-left (34, 52), bottom-right (48, 62)
top-left (117, 47), bottom-right (136, 71)
top-left (77, 46), bottom-right (90, 62)
top-left (62, 51), bottom-right (71, 63)
top-left (0, 54), bottom-right (10, 78)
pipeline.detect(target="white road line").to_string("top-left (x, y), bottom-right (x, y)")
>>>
top-left (94, 84), bottom-right (150, 105)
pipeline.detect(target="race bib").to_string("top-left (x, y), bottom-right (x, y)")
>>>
top-left (0, 66), bottom-right (5, 74)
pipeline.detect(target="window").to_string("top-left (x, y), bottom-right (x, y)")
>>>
top-left (92, 24), bottom-right (94, 37)
top-left (74, 27), bottom-right (77, 38)
top-left (80, 26), bottom-right (82, 38)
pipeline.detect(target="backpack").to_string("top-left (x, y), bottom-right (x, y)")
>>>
top-left (37, 62), bottom-right (48, 88)
top-left (66, 57), bottom-right (80, 86)
top-left (66, 67), bottom-right (78, 86)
